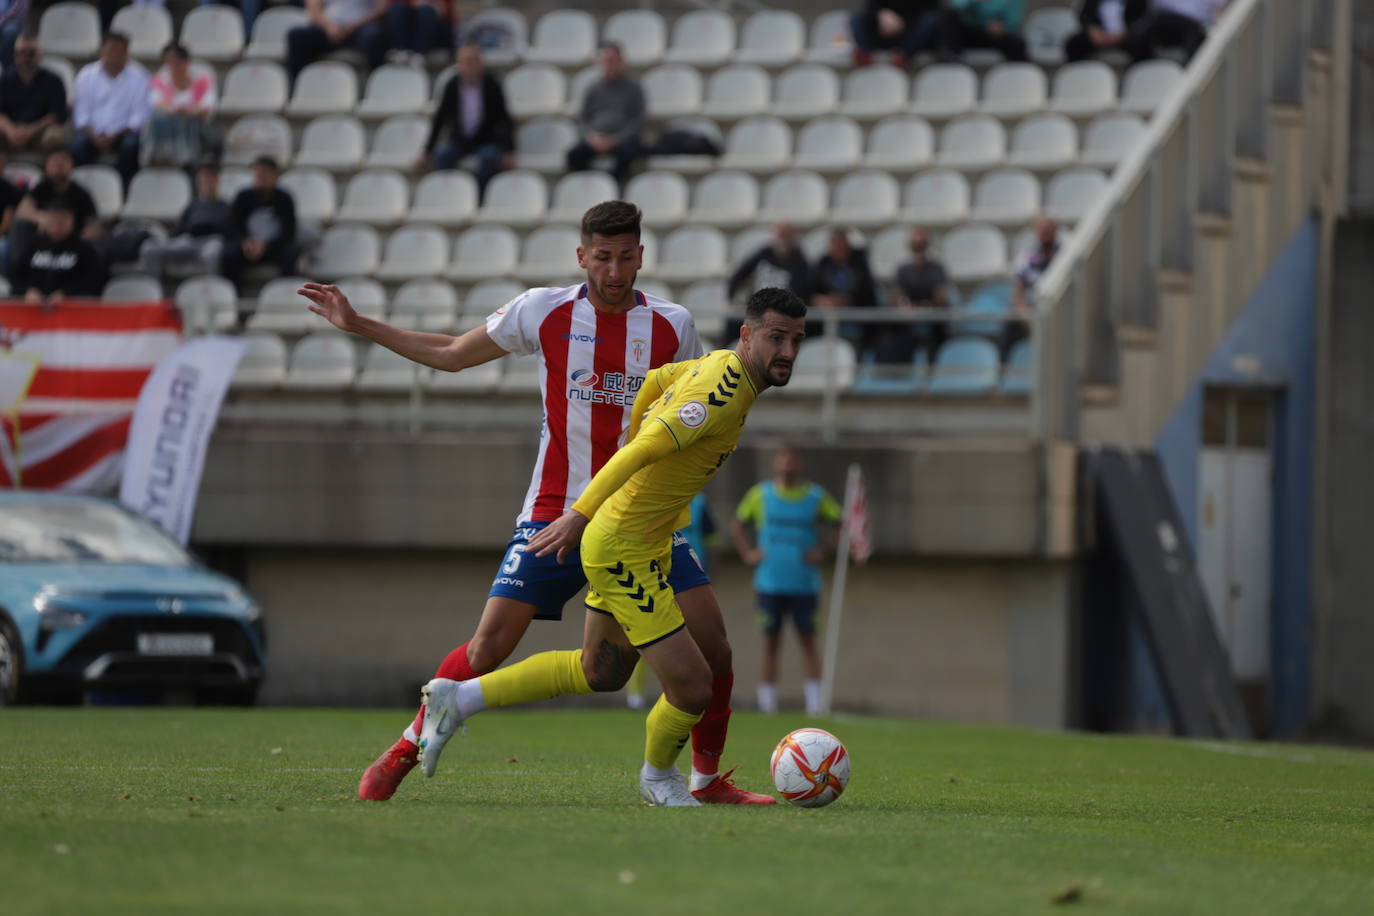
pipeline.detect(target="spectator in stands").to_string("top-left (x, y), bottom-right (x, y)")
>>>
top-left (728, 221), bottom-right (813, 304)
top-left (1065, 0), bottom-right (1153, 63)
top-left (287, 0), bottom-right (389, 83)
top-left (1007, 215), bottom-right (1059, 355)
top-left (387, 0), bottom-right (455, 66)
top-left (11, 201), bottom-right (106, 302)
top-left (850, 1), bottom-right (943, 70)
top-left (939, 0), bottom-right (1028, 62)
top-left (138, 162), bottom-right (231, 279)
top-left (143, 42), bottom-right (219, 170)
top-left (221, 155), bottom-right (297, 293)
top-left (1147, 0), bottom-right (1227, 63)
top-left (10, 147), bottom-right (101, 270)
top-left (565, 42), bottom-right (646, 185)
top-left (416, 42), bottom-right (513, 197)
top-left (811, 229), bottom-right (877, 345)
top-left (0, 149), bottom-right (20, 270)
top-left (70, 32), bottom-right (150, 188)
top-left (890, 227), bottom-right (951, 362)
top-left (0, 33), bottom-right (69, 153)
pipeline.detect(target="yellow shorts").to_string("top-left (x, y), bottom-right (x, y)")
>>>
top-left (582, 517), bottom-right (683, 648)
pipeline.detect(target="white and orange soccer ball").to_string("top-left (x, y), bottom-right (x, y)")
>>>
top-left (769, 727), bottom-right (850, 808)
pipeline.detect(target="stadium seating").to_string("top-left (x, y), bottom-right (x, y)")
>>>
top-left (912, 65), bottom-right (978, 120)
top-left (655, 225), bottom-right (728, 282)
top-left (223, 115), bottom-right (293, 167)
top-left (1000, 339), bottom-right (1033, 394)
top-left (686, 170), bottom-right (759, 227)
top-left (927, 336), bottom-right (1000, 395)
top-left (665, 10), bottom-right (735, 67)
top-left (472, 170), bottom-right (546, 226)
top-left (377, 224), bottom-right (449, 280)
top-left (111, 4), bottom-right (172, 61)
top-left (356, 343), bottom-right (423, 393)
top-left (176, 275), bottom-right (238, 333)
top-left (832, 170), bottom-right (900, 227)
top-left (757, 170), bottom-right (828, 225)
top-left (364, 116), bottom-right (429, 169)
top-left (334, 277), bottom-right (386, 319)
top-left (357, 66), bottom-right (429, 119)
top-left (231, 333), bottom-right (289, 389)
top-left (720, 116), bottom-right (791, 172)
top-left (515, 116), bottom-right (579, 173)
top-left (603, 10), bottom-right (667, 67)
top-left (526, 10), bottom-right (596, 66)
top-left (980, 63), bottom-right (1049, 119)
top-left (504, 64), bottom-right (567, 119)
top-left (937, 115), bottom-right (1007, 170)
top-left (625, 171), bottom-right (689, 228)
top-left (313, 226), bottom-right (381, 279)
top-left (1049, 62), bottom-right (1117, 117)
top-left (971, 169), bottom-right (1041, 226)
top-left (794, 115), bottom-right (863, 173)
top-left (516, 225), bottom-right (581, 285)
top-left (841, 68), bottom-right (908, 120)
top-left (1081, 114), bottom-right (1147, 168)
top-left (646, 117), bottom-right (723, 174)
top-left (1008, 113), bottom-right (1078, 171)
top-left (643, 65), bottom-right (704, 119)
top-left (943, 224), bottom-right (1009, 282)
top-left (72, 165), bottom-right (122, 220)
top-left (773, 65), bottom-right (839, 120)
top-left (901, 169), bottom-right (971, 226)
top-left (103, 274), bottom-right (163, 302)
top-left (180, 5), bottom-right (245, 61)
top-left (38, 3), bottom-right (100, 58)
top-left (448, 226), bottom-right (520, 281)
top-left (460, 7), bottom-right (528, 67)
top-left (122, 168), bottom-right (192, 222)
top-left (1045, 167), bottom-right (1110, 223)
top-left (283, 333), bottom-right (358, 390)
top-left (498, 353), bottom-right (542, 393)
top-left (391, 278), bottom-right (460, 332)
top-left (278, 168), bottom-right (337, 222)
top-left (247, 277), bottom-right (314, 334)
top-left (244, 6), bottom-right (308, 60)
top-left (787, 337), bottom-right (857, 394)
top-left (408, 171), bottom-right (479, 227)
top-left (219, 61), bottom-right (288, 115)
top-left (288, 62), bottom-right (358, 118)
top-left (1121, 60), bottom-right (1185, 115)
top-left (1024, 6), bottom-right (1078, 66)
top-left (547, 171), bottom-right (618, 224)
top-left (463, 279), bottom-right (522, 315)
top-left (864, 115), bottom-right (936, 172)
top-left (336, 170), bottom-right (409, 226)
top-left (429, 359), bottom-right (502, 393)
top-left (805, 10), bottom-right (851, 64)
top-left (218, 167), bottom-right (252, 202)
top-left (702, 65), bottom-right (770, 121)
top-left (737, 10), bottom-right (805, 67)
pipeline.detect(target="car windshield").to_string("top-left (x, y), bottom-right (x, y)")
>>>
top-left (0, 502), bottom-right (192, 565)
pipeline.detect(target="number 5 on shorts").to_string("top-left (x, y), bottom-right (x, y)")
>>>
top-left (502, 544), bottom-right (526, 574)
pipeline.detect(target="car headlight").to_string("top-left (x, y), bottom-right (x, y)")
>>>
top-left (37, 604), bottom-right (88, 631)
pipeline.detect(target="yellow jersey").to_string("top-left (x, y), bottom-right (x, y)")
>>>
top-left (571, 349), bottom-right (758, 544)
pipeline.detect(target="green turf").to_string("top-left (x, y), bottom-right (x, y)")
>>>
top-left (2, 708), bottom-right (1372, 915)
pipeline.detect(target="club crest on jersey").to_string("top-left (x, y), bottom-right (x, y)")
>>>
top-left (570, 368), bottom-right (599, 387)
top-left (631, 338), bottom-right (646, 362)
top-left (678, 400), bottom-right (707, 428)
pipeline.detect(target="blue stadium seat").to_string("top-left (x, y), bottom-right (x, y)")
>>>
top-left (1000, 339), bottom-right (1033, 395)
top-left (959, 290), bottom-right (1011, 339)
top-left (854, 349), bottom-right (927, 396)
top-left (927, 336), bottom-right (999, 395)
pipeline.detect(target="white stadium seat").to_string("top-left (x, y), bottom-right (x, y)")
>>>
top-left (38, 3), bottom-right (100, 58)
top-left (72, 165), bottom-right (122, 220)
top-left (1050, 61), bottom-right (1117, 117)
top-left (111, 4), bottom-right (172, 61)
top-left (655, 225), bottom-right (728, 282)
top-left (937, 115), bottom-right (1007, 170)
top-left (365, 116), bottom-right (429, 169)
top-left (1024, 6), bottom-right (1080, 66)
top-left (180, 4), bottom-right (245, 61)
top-left (720, 116), bottom-right (791, 173)
top-left (176, 275), bottom-right (237, 333)
top-left (602, 10), bottom-right (667, 67)
top-left (504, 64), bottom-right (567, 119)
top-left (287, 62), bottom-right (358, 118)
top-left (337, 169), bottom-right (409, 226)
top-left (122, 168), bottom-right (191, 222)
top-left (391, 278), bottom-right (460, 332)
top-left (515, 116), bottom-right (579, 173)
top-left (219, 61), bottom-right (288, 115)
top-left (357, 65), bottom-right (428, 118)
top-left (624, 171), bottom-right (689, 228)
top-left (787, 337), bottom-right (856, 394)
top-left (901, 169), bottom-right (971, 226)
top-left (911, 65), bottom-right (978, 120)
top-left (335, 277), bottom-right (387, 320)
top-left (459, 7), bottom-right (529, 67)
top-left (472, 170), bottom-right (546, 227)
top-left (865, 115), bottom-right (936, 171)
top-left (356, 343), bottom-right (423, 393)
top-left (312, 226), bottom-right (381, 279)
top-left (831, 170), bottom-right (900, 227)
top-left (565, 65), bottom-right (601, 117)
top-left (686, 171), bottom-right (759, 227)
top-left (463, 279), bottom-right (523, 317)
top-left (223, 115), bottom-right (293, 167)
top-left (1081, 113), bottom-right (1147, 169)
top-left (1045, 167), bottom-right (1110, 223)
top-left (516, 225), bottom-right (581, 285)
top-left (232, 333), bottom-right (289, 389)
top-left (526, 10), bottom-right (596, 66)
top-left (981, 63), bottom-right (1048, 118)
top-left (244, 6), bottom-right (308, 60)
top-left (737, 10), bottom-right (805, 67)
top-left (841, 68), bottom-right (908, 120)
top-left (283, 333), bottom-right (357, 390)
top-left (730, 226), bottom-right (773, 269)
top-left (278, 167), bottom-right (337, 222)
top-left (805, 10), bottom-right (852, 64)
top-left (448, 226), bottom-right (520, 281)
top-left (793, 115), bottom-right (863, 173)
top-left (772, 64), bottom-right (839, 120)
top-left (757, 170), bottom-right (829, 226)
top-left (702, 65), bottom-right (770, 121)
top-left (408, 171), bottom-right (479, 227)
top-left (248, 276), bottom-right (314, 333)
top-left (971, 168), bottom-right (1042, 226)
top-left (867, 225), bottom-right (911, 279)
top-left (1121, 60), bottom-right (1185, 115)
top-left (643, 64), bottom-right (703, 119)
top-left (429, 360), bottom-right (502, 393)
top-left (943, 223), bottom-right (1008, 282)
top-left (295, 116), bottom-right (366, 171)
top-left (547, 171), bottom-right (620, 224)
top-left (377, 224), bottom-right (449, 279)
top-left (664, 10), bottom-right (735, 67)
top-left (103, 275), bottom-right (163, 302)
top-left (496, 354), bottom-right (541, 394)
top-left (1008, 113), bottom-right (1078, 171)
top-left (218, 167), bottom-right (252, 202)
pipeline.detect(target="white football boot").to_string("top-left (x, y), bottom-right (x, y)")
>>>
top-left (417, 678), bottom-right (465, 777)
top-left (638, 768), bottom-right (702, 807)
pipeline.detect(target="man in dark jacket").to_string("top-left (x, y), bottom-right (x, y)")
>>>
top-left (811, 228), bottom-right (877, 344)
top-left (139, 162), bottom-right (233, 278)
top-left (849, 1), bottom-right (943, 69)
top-left (12, 201), bottom-right (106, 302)
top-left (416, 42), bottom-right (513, 196)
top-left (565, 42), bottom-right (646, 184)
top-left (220, 155), bottom-right (297, 292)
top-left (1064, 0), bottom-right (1154, 62)
top-left (10, 147), bottom-right (101, 270)
top-left (727, 221), bottom-right (812, 303)
top-left (0, 33), bottom-right (69, 153)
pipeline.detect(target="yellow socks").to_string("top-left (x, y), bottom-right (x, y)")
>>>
top-left (644, 694), bottom-right (704, 771)
top-left (479, 650), bottom-right (594, 708)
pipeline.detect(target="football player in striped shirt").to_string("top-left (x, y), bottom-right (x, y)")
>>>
top-left (299, 201), bottom-right (772, 804)
top-left (416, 287), bottom-right (808, 805)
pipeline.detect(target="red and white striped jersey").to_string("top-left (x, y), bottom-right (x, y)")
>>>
top-left (485, 283), bottom-right (703, 525)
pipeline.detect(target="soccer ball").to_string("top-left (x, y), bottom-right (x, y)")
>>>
top-left (769, 728), bottom-right (850, 808)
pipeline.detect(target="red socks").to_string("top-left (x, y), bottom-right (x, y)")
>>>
top-left (409, 642), bottom-right (481, 737)
top-left (690, 670), bottom-right (734, 777)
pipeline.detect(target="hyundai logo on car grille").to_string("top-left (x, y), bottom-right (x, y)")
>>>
top-left (157, 597), bottom-right (186, 614)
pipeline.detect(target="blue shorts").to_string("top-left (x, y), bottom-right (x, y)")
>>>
top-left (489, 524), bottom-right (711, 621)
top-left (757, 592), bottom-right (820, 636)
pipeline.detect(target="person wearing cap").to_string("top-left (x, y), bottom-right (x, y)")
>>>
top-left (220, 154), bottom-right (297, 293)
top-left (11, 201), bottom-right (106, 302)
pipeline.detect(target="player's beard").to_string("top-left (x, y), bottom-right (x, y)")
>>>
top-left (764, 357), bottom-right (793, 387)
top-left (590, 272), bottom-right (636, 307)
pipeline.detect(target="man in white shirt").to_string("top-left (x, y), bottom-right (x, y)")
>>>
top-left (69, 32), bottom-right (149, 188)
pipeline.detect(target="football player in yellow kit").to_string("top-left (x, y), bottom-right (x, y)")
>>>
top-left (417, 287), bottom-right (808, 805)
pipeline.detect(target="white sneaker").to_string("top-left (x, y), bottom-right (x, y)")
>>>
top-left (417, 678), bottom-right (465, 778)
top-left (639, 769), bottom-right (701, 807)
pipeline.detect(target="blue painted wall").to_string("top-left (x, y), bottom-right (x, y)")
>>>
top-left (1151, 216), bottom-right (1318, 736)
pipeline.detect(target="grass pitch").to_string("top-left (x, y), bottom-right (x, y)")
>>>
top-left (3, 708), bottom-right (1372, 915)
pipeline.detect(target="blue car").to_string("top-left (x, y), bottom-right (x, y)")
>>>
top-left (0, 492), bottom-right (266, 705)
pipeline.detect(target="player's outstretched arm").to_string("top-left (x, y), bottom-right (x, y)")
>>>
top-left (298, 282), bottom-right (508, 372)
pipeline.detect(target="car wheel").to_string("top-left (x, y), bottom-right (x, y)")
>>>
top-left (0, 619), bottom-right (23, 706)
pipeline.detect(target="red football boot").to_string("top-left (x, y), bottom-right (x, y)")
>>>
top-left (358, 738), bottom-right (419, 801)
top-left (690, 767), bottom-right (777, 805)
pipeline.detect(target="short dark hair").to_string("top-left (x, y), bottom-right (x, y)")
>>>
top-left (580, 200), bottom-right (641, 241)
top-left (744, 287), bottom-right (807, 325)
top-left (162, 41), bottom-right (189, 60)
top-left (252, 154), bottom-right (280, 171)
top-left (103, 31), bottom-right (130, 48)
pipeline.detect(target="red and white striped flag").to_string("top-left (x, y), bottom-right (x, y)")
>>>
top-left (843, 464), bottom-right (872, 564)
top-left (0, 301), bottom-right (182, 492)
